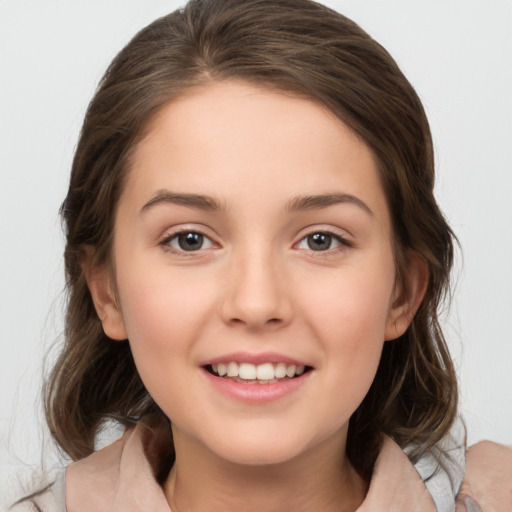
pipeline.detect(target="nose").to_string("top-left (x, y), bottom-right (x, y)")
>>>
top-left (220, 248), bottom-right (293, 331)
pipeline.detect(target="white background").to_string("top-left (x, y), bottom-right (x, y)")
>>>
top-left (1, 0), bottom-right (511, 499)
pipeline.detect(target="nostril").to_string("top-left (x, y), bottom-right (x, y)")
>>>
top-left (227, 318), bottom-right (246, 328)
top-left (227, 317), bottom-right (282, 328)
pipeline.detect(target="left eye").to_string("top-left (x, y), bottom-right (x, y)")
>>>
top-left (165, 231), bottom-right (214, 252)
top-left (297, 232), bottom-right (344, 251)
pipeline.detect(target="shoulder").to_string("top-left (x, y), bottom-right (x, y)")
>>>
top-left (362, 418), bottom-right (466, 511)
top-left (359, 436), bottom-right (437, 511)
top-left (7, 469), bottom-right (66, 512)
top-left (410, 417), bottom-right (466, 512)
top-left (458, 440), bottom-right (512, 510)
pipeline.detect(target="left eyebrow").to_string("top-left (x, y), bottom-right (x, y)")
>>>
top-left (140, 190), bottom-right (223, 214)
top-left (286, 193), bottom-right (374, 216)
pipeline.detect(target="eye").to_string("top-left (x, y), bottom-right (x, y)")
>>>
top-left (297, 232), bottom-right (347, 251)
top-left (163, 231), bottom-right (214, 252)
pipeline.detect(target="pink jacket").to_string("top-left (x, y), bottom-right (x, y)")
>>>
top-left (12, 418), bottom-right (466, 511)
top-left (65, 422), bottom-right (437, 511)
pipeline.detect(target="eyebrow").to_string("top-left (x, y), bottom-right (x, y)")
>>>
top-left (140, 190), bottom-right (373, 217)
top-left (140, 190), bottom-right (223, 214)
top-left (286, 193), bottom-right (374, 216)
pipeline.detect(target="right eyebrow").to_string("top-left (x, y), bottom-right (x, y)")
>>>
top-left (140, 190), bottom-right (223, 214)
top-left (286, 193), bottom-right (374, 217)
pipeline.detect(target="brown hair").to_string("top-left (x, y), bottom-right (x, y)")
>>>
top-left (46, 0), bottom-right (457, 480)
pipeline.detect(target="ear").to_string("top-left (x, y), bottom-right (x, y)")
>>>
top-left (81, 247), bottom-right (128, 341)
top-left (385, 251), bottom-right (428, 341)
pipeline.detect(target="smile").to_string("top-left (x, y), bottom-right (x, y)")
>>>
top-left (207, 362), bottom-right (309, 383)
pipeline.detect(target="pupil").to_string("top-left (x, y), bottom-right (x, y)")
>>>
top-left (308, 233), bottom-right (331, 251)
top-left (178, 232), bottom-right (203, 251)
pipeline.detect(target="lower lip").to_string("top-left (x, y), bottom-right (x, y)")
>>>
top-left (201, 368), bottom-right (312, 403)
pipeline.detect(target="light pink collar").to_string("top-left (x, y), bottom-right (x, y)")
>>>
top-left (66, 419), bottom-right (435, 511)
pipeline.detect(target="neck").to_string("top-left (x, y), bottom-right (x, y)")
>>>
top-left (164, 428), bottom-right (367, 512)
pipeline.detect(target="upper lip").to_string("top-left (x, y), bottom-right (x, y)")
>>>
top-left (199, 351), bottom-right (311, 367)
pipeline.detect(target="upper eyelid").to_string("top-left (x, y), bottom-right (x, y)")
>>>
top-left (159, 224), bottom-right (217, 241)
top-left (158, 227), bottom-right (219, 251)
top-left (158, 230), bottom-right (219, 258)
top-left (299, 233), bottom-right (348, 244)
top-left (293, 228), bottom-right (354, 251)
top-left (295, 226), bottom-right (352, 242)
top-left (156, 224), bottom-right (352, 246)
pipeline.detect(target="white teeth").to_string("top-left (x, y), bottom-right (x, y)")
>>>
top-left (256, 363), bottom-right (275, 380)
top-left (239, 363), bottom-right (257, 380)
top-left (227, 361), bottom-right (238, 377)
top-left (285, 364), bottom-right (296, 378)
top-left (274, 362), bottom-right (287, 379)
top-left (210, 361), bottom-right (307, 380)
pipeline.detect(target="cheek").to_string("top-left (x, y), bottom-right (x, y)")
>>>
top-left (115, 262), bottom-right (216, 375)
top-left (114, 270), bottom-right (213, 418)
top-left (298, 258), bottom-right (395, 398)
top-left (303, 262), bottom-right (395, 343)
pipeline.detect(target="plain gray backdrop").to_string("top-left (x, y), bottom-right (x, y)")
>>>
top-left (1, 0), bottom-right (511, 500)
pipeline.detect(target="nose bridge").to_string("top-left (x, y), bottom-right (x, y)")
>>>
top-left (221, 240), bottom-right (291, 329)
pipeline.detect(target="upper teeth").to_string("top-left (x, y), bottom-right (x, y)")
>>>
top-left (211, 362), bottom-right (305, 380)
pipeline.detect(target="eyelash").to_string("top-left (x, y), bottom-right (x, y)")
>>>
top-left (295, 230), bottom-right (352, 253)
top-left (159, 229), bottom-right (216, 255)
top-left (158, 229), bottom-right (352, 256)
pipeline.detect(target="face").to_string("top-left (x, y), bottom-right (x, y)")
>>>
top-left (90, 81), bottom-right (420, 467)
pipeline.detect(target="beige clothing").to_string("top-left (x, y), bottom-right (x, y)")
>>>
top-left (11, 418), bottom-right (465, 511)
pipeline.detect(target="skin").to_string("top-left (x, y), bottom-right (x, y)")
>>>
top-left (455, 441), bottom-right (512, 511)
top-left (86, 81), bottom-right (427, 512)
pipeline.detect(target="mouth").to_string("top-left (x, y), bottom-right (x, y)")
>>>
top-left (204, 361), bottom-right (313, 384)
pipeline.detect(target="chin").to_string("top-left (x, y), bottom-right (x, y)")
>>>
top-left (205, 430), bottom-right (314, 467)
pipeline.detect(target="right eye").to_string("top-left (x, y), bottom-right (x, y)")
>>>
top-left (296, 231), bottom-right (349, 252)
top-left (161, 231), bottom-right (214, 252)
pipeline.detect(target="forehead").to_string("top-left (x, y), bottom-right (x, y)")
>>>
top-left (124, 80), bottom-right (389, 222)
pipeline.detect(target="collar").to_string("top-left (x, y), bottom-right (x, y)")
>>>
top-left (66, 418), bottom-right (435, 512)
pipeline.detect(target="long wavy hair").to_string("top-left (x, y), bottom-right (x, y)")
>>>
top-left (45, 0), bottom-right (457, 481)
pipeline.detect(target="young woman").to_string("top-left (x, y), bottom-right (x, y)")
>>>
top-left (8, 1), bottom-right (512, 510)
